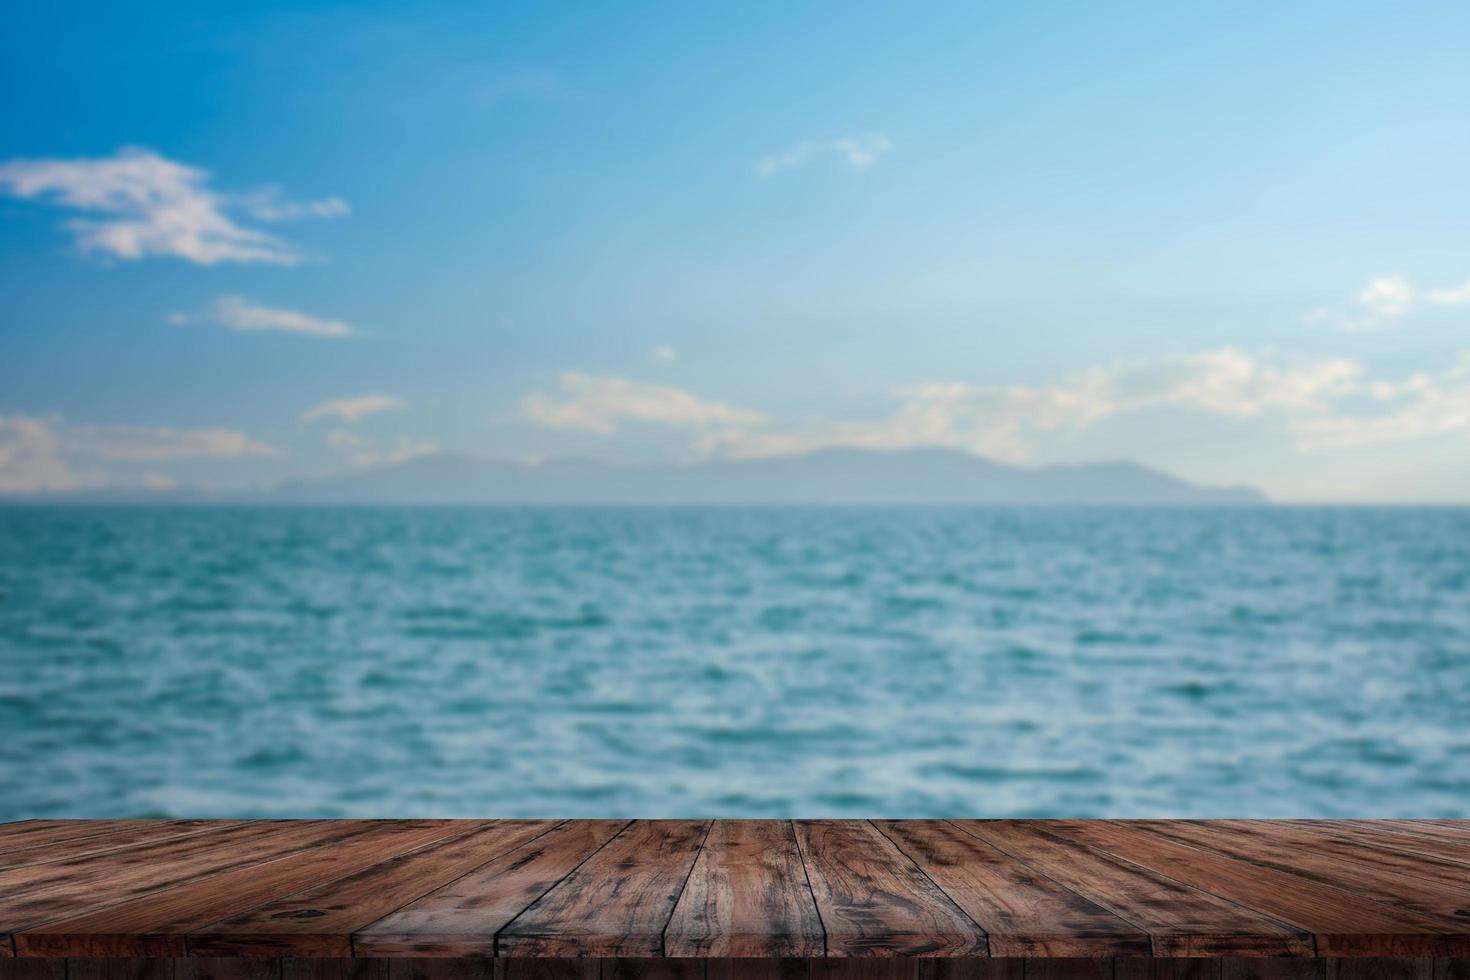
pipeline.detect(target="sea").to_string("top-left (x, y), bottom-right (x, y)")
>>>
top-left (1, 505), bottom-right (1467, 819)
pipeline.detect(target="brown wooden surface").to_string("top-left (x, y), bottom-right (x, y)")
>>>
top-left (796, 821), bottom-right (985, 957)
top-left (2, 821), bottom-right (1470, 961)
top-left (875, 822), bottom-right (1149, 958)
top-left (949, 823), bottom-right (1313, 957)
top-left (664, 821), bottom-right (823, 959)
top-left (498, 821), bottom-right (710, 958)
top-left (357, 821), bottom-right (628, 957)
top-left (0, 960), bottom-right (1469, 980)
top-left (191, 823), bottom-right (556, 957)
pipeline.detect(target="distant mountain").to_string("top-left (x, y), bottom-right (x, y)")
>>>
top-left (266, 447), bottom-right (1266, 505)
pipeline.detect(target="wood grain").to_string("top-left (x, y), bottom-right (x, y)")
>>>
top-left (951, 822), bottom-right (1312, 957)
top-left (1258, 824), bottom-right (1470, 875)
top-left (1041, 822), bottom-right (1462, 957)
top-left (190, 822), bottom-right (554, 957)
top-left (665, 820), bottom-right (825, 958)
top-left (0, 823), bottom-right (349, 936)
top-left (0, 825), bottom-right (245, 870)
top-left (19, 823), bottom-right (475, 957)
top-left (878, 822), bottom-right (1148, 958)
top-left (0, 821), bottom-right (1465, 963)
top-left (1132, 823), bottom-right (1470, 944)
top-left (795, 821), bottom-right (985, 958)
top-left (355, 821), bottom-right (627, 957)
top-left (498, 821), bottom-right (711, 958)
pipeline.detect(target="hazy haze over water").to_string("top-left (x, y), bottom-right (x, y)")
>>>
top-left (2, 506), bottom-right (1467, 819)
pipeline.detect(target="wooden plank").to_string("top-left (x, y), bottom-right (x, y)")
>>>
top-left (0, 823), bottom-right (158, 855)
top-left (1246, 822), bottom-right (1470, 875)
top-left (1220, 961), bottom-right (1322, 980)
top-left (951, 822), bottom-right (1312, 957)
top-left (19, 822), bottom-right (476, 957)
top-left (174, 961), bottom-right (280, 980)
top-left (0, 823), bottom-right (350, 935)
top-left (811, 962), bottom-right (920, 980)
top-left (383, 961), bottom-right (493, 980)
top-left (1335, 824), bottom-right (1470, 849)
top-left (498, 820), bottom-right (710, 958)
top-left (354, 820), bottom-right (626, 957)
top-left (67, 959), bottom-right (175, 980)
top-left (919, 961), bottom-right (1023, 980)
top-left (878, 821), bottom-right (1149, 958)
top-left (1437, 961), bottom-right (1470, 980)
top-left (600, 960), bottom-right (704, 980)
top-left (1317, 828), bottom-right (1470, 863)
top-left (708, 959), bottom-right (813, 980)
top-left (280, 961), bottom-right (389, 980)
top-left (1119, 962), bottom-right (1222, 980)
top-left (1, 825), bottom-right (244, 867)
top-left (190, 822), bottom-right (555, 957)
top-left (1133, 823), bottom-right (1470, 941)
top-left (499, 962), bottom-right (600, 980)
top-left (0, 960), bottom-right (65, 980)
top-left (1041, 822), bottom-right (1462, 957)
top-left (664, 820), bottom-right (825, 958)
top-left (795, 821), bottom-right (985, 958)
top-left (1326, 962), bottom-right (1434, 980)
top-left (1024, 961), bottom-right (1111, 980)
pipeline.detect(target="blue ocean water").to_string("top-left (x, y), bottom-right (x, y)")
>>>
top-left (1, 506), bottom-right (1467, 819)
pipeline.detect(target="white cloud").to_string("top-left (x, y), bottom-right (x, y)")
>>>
top-left (652, 345), bottom-right (678, 363)
top-left (1356, 275), bottom-right (1416, 319)
top-left (324, 429), bottom-right (370, 450)
top-left (0, 415), bottom-right (89, 493)
top-left (1292, 354), bottom-right (1470, 449)
top-left (236, 188), bottom-right (350, 222)
top-left (757, 134), bottom-right (892, 177)
top-left (66, 424), bottom-right (277, 461)
top-left (351, 438), bottom-right (438, 469)
top-left (210, 295), bottom-right (352, 338)
top-left (701, 349), bottom-right (1364, 462)
top-left (301, 394), bottom-right (407, 424)
top-left (0, 147), bottom-right (345, 265)
top-left (831, 134), bottom-right (893, 170)
top-left (1425, 281), bottom-right (1470, 306)
top-left (523, 372), bottom-right (766, 433)
top-left (1, 413), bottom-right (275, 494)
top-left (1309, 273), bottom-right (1470, 330)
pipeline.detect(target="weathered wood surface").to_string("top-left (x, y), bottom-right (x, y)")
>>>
top-left (1, 821), bottom-right (1469, 960)
top-left (4, 962), bottom-right (1470, 980)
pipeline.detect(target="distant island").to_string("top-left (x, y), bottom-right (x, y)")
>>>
top-left (20, 447), bottom-right (1264, 505)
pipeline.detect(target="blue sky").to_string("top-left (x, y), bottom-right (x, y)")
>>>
top-left (4, 0), bottom-right (1470, 501)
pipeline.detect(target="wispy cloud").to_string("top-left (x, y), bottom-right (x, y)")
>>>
top-left (1292, 353), bottom-right (1470, 449)
top-left (698, 349), bottom-right (1362, 462)
top-left (319, 426), bottom-right (435, 468)
top-left (756, 134), bottom-right (892, 177)
top-left (0, 415), bottom-right (89, 493)
top-left (235, 188), bottom-right (350, 222)
top-left (66, 423), bottom-right (278, 461)
top-left (652, 345), bottom-right (678, 363)
top-left (301, 394), bottom-right (407, 424)
top-left (349, 438), bottom-right (439, 469)
top-left (0, 147), bottom-right (346, 265)
top-left (523, 372), bottom-right (766, 433)
top-left (1306, 273), bottom-right (1470, 331)
top-left (1, 413), bottom-right (275, 494)
top-left (188, 295), bottom-right (354, 338)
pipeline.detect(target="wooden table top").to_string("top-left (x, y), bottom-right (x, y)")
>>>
top-left (1, 820), bottom-right (1467, 960)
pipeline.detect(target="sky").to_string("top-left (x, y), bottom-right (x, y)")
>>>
top-left (3, 1), bottom-right (1470, 502)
